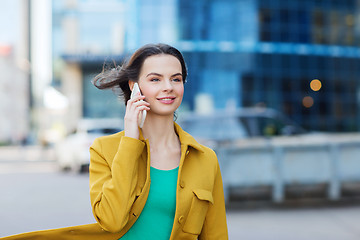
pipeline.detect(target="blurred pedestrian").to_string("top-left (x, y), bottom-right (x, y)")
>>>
top-left (2, 43), bottom-right (228, 240)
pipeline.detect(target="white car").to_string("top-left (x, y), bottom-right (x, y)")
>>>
top-left (55, 118), bottom-right (123, 173)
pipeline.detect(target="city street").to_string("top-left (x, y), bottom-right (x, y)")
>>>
top-left (2, 0), bottom-right (360, 239)
top-left (1, 147), bottom-right (360, 239)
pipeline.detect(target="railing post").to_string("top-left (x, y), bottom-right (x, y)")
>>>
top-left (273, 146), bottom-right (284, 203)
top-left (328, 144), bottom-right (341, 200)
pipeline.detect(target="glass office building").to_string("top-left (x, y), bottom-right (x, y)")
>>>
top-left (53, 0), bottom-right (360, 132)
top-left (177, 0), bottom-right (360, 132)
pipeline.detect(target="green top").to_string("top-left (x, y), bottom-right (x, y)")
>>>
top-left (120, 166), bottom-right (179, 239)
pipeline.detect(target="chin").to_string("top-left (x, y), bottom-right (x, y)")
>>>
top-left (153, 103), bottom-right (181, 113)
top-left (149, 108), bottom-right (178, 117)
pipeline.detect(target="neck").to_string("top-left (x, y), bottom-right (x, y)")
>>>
top-left (141, 113), bottom-right (178, 148)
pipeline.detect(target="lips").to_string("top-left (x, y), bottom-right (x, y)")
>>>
top-left (157, 96), bottom-right (176, 104)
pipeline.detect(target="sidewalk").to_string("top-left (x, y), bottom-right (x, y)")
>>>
top-left (227, 205), bottom-right (360, 240)
top-left (0, 145), bottom-right (55, 162)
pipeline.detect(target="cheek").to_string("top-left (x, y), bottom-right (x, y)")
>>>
top-left (142, 89), bottom-right (155, 100)
top-left (177, 85), bottom-right (184, 97)
top-left (137, 83), bottom-right (154, 99)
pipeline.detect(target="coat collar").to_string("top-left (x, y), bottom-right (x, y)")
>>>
top-left (138, 122), bottom-right (204, 153)
top-left (174, 122), bottom-right (205, 153)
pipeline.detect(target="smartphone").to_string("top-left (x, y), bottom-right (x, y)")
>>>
top-left (130, 83), bottom-right (147, 128)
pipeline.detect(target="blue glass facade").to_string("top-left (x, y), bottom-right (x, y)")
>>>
top-left (177, 0), bottom-right (360, 132)
top-left (53, 0), bottom-right (360, 132)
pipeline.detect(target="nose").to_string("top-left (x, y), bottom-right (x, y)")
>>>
top-left (162, 79), bottom-right (174, 92)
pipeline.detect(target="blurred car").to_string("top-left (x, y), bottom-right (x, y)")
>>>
top-left (178, 107), bottom-right (306, 148)
top-left (55, 118), bottom-right (123, 173)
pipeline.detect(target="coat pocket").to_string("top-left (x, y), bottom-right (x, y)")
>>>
top-left (183, 189), bottom-right (214, 235)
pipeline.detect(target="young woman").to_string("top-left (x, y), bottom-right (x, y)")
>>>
top-left (89, 43), bottom-right (228, 239)
top-left (3, 43), bottom-right (228, 240)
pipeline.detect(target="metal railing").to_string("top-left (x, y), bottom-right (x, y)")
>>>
top-left (216, 135), bottom-right (360, 203)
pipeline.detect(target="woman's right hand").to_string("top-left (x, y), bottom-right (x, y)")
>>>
top-left (124, 92), bottom-right (150, 139)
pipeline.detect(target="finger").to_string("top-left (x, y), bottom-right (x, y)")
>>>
top-left (126, 96), bottom-right (146, 109)
top-left (132, 103), bottom-right (150, 113)
top-left (132, 95), bottom-right (146, 102)
top-left (125, 101), bottom-right (150, 117)
top-left (124, 105), bottom-right (149, 123)
top-left (130, 100), bottom-right (150, 110)
top-left (136, 99), bottom-right (150, 105)
top-left (135, 106), bottom-right (150, 113)
top-left (126, 95), bottom-right (145, 106)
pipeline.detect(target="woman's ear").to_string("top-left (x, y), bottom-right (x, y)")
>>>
top-left (128, 80), bottom-right (135, 91)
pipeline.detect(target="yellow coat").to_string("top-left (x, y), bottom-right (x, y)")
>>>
top-left (3, 123), bottom-right (228, 240)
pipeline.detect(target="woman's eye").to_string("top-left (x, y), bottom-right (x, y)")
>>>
top-left (150, 78), bottom-right (160, 82)
top-left (172, 78), bottom-right (182, 82)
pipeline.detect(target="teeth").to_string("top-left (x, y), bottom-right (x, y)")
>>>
top-left (160, 98), bottom-right (173, 100)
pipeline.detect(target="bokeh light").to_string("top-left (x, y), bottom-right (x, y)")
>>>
top-left (310, 79), bottom-right (322, 91)
top-left (302, 96), bottom-right (314, 108)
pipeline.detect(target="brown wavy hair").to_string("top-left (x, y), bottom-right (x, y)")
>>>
top-left (92, 43), bottom-right (188, 104)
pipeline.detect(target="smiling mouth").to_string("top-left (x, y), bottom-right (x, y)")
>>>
top-left (157, 97), bottom-right (176, 103)
top-left (157, 97), bottom-right (176, 100)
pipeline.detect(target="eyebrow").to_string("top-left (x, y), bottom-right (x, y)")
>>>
top-left (146, 72), bottom-right (182, 78)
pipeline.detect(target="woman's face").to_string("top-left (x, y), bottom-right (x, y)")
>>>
top-left (137, 54), bottom-right (184, 117)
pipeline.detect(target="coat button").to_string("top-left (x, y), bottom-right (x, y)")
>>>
top-left (180, 180), bottom-right (185, 188)
top-left (178, 216), bottom-right (184, 224)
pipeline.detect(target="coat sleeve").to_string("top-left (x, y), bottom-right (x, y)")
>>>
top-left (199, 157), bottom-right (229, 240)
top-left (89, 136), bottom-right (145, 233)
